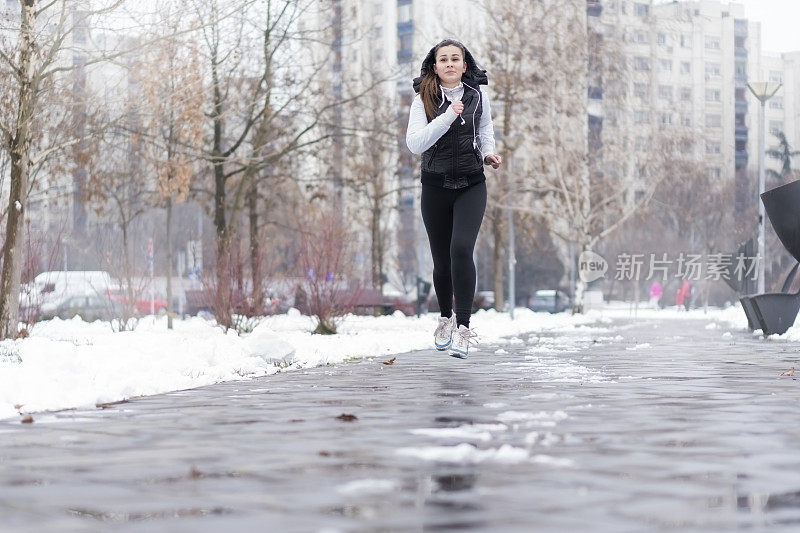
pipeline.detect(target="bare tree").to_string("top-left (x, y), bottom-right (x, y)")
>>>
top-left (137, 12), bottom-right (204, 329)
top-left (0, 0), bottom-right (126, 338)
top-left (187, 0), bottom-right (385, 328)
top-left (338, 84), bottom-right (409, 293)
top-left (483, 0), bottom-right (697, 312)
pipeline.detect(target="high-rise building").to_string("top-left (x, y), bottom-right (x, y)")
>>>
top-left (589, 0), bottom-right (763, 213)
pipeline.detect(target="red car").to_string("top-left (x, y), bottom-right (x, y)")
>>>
top-left (109, 289), bottom-right (168, 316)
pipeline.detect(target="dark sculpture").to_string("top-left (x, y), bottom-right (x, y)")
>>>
top-left (739, 180), bottom-right (800, 336)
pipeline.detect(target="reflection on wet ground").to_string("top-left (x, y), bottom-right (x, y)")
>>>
top-left (1, 318), bottom-right (800, 531)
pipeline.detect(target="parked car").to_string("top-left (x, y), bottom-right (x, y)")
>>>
top-left (39, 294), bottom-right (122, 322)
top-left (473, 290), bottom-right (495, 311)
top-left (20, 270), bottom-right (115, 322)
top-left (108, 289), bottom-right (167, 316)
top-left (529, 289), bottom-right (571, 313)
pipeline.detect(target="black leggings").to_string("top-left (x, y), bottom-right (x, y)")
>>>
top-left (421, 181), bottom-right (487, 328)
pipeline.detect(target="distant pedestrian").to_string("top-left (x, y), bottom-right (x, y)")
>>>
top-left (406, 39), bottom-right (501, 359)
top-left (682, 280), bottom-right (692, 311)
top-left (649, 281), bottom-right (663, 309)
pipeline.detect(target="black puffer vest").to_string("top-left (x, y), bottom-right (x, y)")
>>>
top-left (420, 84), bottom-right (485, 189)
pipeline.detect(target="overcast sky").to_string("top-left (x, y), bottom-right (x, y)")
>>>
top-left (733, 0), bottom-right (800, 54)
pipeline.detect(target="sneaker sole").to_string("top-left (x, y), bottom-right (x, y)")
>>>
top-left (449, 350), bottom-right (467, 359)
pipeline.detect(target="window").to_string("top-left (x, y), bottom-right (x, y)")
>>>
top-left (705, 36), bottom-right (721, 50)
top-left (708, 167), bottom-right (722, 179)
top-left (634, 57), bottom-right (651, 71)
top-left (374, 1), bottom-right (382, 16)
top-left (399, 33), bottom-right (412, 51)
top-left (660, 59), bottom-right (672, 72)
top-left (73, 26), bottom-right (86, 45)
top-left (770, 96), bottom-right (784, 110)
top-left (681, 87), bottom-right (692, 101)
top-left (770, 70), bottom-right (783, 84)
top-left (705, 88), bottom-right (721, 102)
top-left (680, 61), bottom-right (691, 75)
top-left (657, 33), bottom-right (667, 45)
top-left (705, 62), bottom-right (721, 77)
top-left (661, 112), bottom-right (673, 125)
top-left (682, 115), bottom-right (692, 127)
top-left (680, 141), bottom-right (693, 154)
top-left (635, 136), bottom-right (650, 151)
top-left (705, 114), bottom-right (722, 128)
top-left (659, 85), bottom-right (673, 101)
top-left (373, 26), bottom-right (382, 39)
top-left (634, 82), bottom-right (649, 98)
top-left (634, 110), bottom-right (650, 124)
top-left (634, 31), bottom-right (648, 43)
top-left (706, 141), bottom-right (721, 154)
top-left (770, 121), bottom-right (784, 136)
top-left (680, 34), bottom-right (690, 48)
top-left (634, 2), bottom-right (649, 17)
top-left (398, 2), bottom-right (412, 22)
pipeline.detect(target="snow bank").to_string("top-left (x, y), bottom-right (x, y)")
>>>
top-left (0, 303), bottom-right (748, 420)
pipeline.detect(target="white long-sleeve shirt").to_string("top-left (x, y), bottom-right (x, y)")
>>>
top-left (405, 84), bottom-right (496, 161)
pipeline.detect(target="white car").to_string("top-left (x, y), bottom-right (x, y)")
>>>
top-left (20, 271), bottom-right (116, 321)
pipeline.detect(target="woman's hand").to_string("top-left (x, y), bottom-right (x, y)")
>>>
top-left (450, 100), bottom-right (464, 114)
top-left (484, 154), bottom-right (502, 169)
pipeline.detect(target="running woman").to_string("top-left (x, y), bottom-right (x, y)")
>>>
top-left (406, 39), bottom-right (501, 358)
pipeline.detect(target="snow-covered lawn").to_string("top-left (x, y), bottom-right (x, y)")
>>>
top-left (0, 303), bottom-right (760, 420)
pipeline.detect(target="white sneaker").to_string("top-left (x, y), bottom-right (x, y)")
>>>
top-left (434, 315), bottom-right (456, 350)
top-left (450, 325), bottom-right (478, 359)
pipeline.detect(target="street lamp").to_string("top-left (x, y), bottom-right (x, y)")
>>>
top-left (746, 81), bottom-right (781, 293)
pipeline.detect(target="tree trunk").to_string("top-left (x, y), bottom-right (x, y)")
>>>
top-left (211, 51), bottom-right (231, 328)
top-left (571, 241), bottom-right (590, 314)
top-left (166, 196), bottom-right (173, 329)
top-left (371, 203), bottom-right (381, 291)
top-left (215, 230), bottom-right (232, 329)
top-left (248, 176), bottom-right (263, 314)
top-left (573, 276), bottom-right (586, 315)
top-left (121, 218), bottom-right (134, 316)
top-left (0, 153), bottom-right (29, 338)
top-left (492, 208), bottom-right (504, 312)
top-left (0, 2), bottom-right (36, 339)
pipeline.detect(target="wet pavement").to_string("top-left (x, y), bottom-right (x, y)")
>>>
top-left (1, 317), bottom-right (800, 532)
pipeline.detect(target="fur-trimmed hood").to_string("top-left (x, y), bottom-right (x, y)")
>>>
top-left (412, 42), bottom-right (488, 93)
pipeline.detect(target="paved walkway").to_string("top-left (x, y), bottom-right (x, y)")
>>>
top-left (2, 317), bottom-right (800, 532)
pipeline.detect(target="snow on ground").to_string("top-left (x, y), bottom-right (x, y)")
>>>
top-left (0, 302), bottom-right (754, 421)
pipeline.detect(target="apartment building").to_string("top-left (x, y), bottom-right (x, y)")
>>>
top-left (589, 0), bottom-right (765, 213)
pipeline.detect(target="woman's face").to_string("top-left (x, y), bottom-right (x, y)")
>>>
top-left (433, 45), bottom-right (466, 86)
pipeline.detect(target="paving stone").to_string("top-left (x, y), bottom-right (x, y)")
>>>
top-left (1, 318), bottom-right (799, 531)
